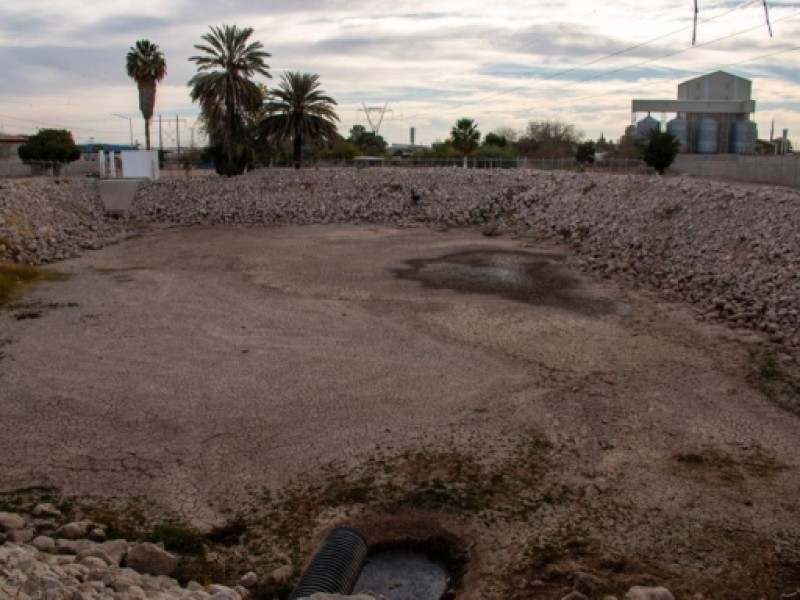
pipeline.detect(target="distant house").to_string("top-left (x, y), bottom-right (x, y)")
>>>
top-left (0, 134), bottom-right (29, 162)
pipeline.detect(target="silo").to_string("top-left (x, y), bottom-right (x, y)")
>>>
top-left (696, 118), bottom-right (718, 153)
top-left (636, 115), bottom-right (660, 139)
top-left (667, 117), bottom-right (689, 151)
top-left (731, 119), bottom-right (757, 154)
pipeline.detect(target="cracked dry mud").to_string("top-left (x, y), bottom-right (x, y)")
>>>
top-left (1, 225), bottom-right (799, 599)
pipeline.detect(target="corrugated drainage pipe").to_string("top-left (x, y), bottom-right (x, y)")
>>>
top-left (288, 527), bottom-right (368, 599)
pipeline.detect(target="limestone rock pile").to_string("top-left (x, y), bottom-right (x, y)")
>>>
top-left (0, 509), bottom-right (255, 600)
top-left (511, 173), bottom-right (800, 347)
top-left (2, 169), bottom-right (799, 347)
top-left (0, 178), bottom-right (131, 265)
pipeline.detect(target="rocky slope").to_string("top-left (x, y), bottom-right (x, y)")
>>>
top-left (6, 168), bottom-right (794, 348)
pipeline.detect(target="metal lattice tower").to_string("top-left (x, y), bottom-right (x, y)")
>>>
top-left (358, 103), bottom-right (393, 134)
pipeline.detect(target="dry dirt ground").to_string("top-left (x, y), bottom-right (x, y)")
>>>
top-left (1, 224), bottom-right (799, 599)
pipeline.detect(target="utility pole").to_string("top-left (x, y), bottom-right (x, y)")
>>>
top-left (159, 115), bottom-right (163, 152)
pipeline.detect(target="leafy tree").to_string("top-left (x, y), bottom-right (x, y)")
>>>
top-left (450, 118), bottom-right (480, 168)
top-left (126, 40), bottom-right (167, 151)
top-left (347, 124), bottom-right (387, 156)
top-left (188, 24), bottom-right (271, 176)
top-left (575, 140), bottom-right (596, 164)
top-left (474, 144), bottom-right (518, 160)
top-left (18, 129), bottom-right (80, 165)
top-left (515, 119), bottom-right (583, 158)
top-left (411, 141), bottom-right (459, 161)
top-left (320, 136), bottom-right (358, 160)
top-left (642, 131), bottom-right (681, 174)
top-left (259, 72), bottom-right (339, 169)
top-left (483, 132), bottom-right (508, 148)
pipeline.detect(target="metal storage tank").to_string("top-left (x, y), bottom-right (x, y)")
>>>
top-left (731, 119), bottom-right (757, 154)
top-left (696, 118), bottom-right (718, 153)
top-left (667, 117), bottom-right (689, 151)
top-left (636, 115), bottom-right (660, 139)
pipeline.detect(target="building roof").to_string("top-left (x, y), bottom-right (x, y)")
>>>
top-left (679, 70), bottom-right (751, 88)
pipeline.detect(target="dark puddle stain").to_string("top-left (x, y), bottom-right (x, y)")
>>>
top-left (395, 249), bottom-right (616, 315)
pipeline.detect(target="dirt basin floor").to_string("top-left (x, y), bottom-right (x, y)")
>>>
top-left (1, 225), bottom-right (799, 598)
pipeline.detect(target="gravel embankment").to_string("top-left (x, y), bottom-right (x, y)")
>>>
top-left (2, 169), bottom-right (799, 347)
top-left (129, 168), bottom-right (800, 348)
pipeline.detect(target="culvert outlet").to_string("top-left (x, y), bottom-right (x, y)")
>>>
top-left (288, 527), bottom-right (368, 599)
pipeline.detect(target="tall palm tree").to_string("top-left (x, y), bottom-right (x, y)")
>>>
top-left (126, 40), bottom-right (167, 151)
top-left (188, 24), bottom-right (271, 174)
top-left (259, 72), bottom-right (339, 169)
top-left (451, 118), bottom-right (481, 168)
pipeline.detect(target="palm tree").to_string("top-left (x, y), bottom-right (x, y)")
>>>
top-left (188, 24), bottom-right (271, 175)
top-left (259, 72), bottom-right (339, 169)
top-left (126, 40), bottom-right (167, 151)
top-left (451, 118), bottom-right (481, 168)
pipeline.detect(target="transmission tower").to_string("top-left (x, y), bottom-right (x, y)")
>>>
top-left (358, 103), bottom-right (393, 134)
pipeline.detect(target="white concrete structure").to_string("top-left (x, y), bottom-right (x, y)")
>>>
top-left (631, 71), bottom-right (757, 154)
top-left (98, 150), bottom-right (159, 180)
top-left (120, 150), bottom-right (159, 180)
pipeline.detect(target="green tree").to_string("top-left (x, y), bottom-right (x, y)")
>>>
top-left (642, 131), bottom-right (681, 174)
top-left (259, 72), bottom-right (339, 169)
top-left (575, 140), bottom-right (596, 164)
top-left (125, 40), bottom-right (167, 151)
top-left (347, 124), bottom-right (388, 156)
top-left (450, 118), bottom-right (481, 168)
top-left (483, 132), bottom-right (508, 148)
top-left (188, 24), bottom-right (271, 175)
top-left (18, 129), bottom-right (81, 168)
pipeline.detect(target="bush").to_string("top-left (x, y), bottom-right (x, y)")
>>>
top-left (642, 131), bottom-right (680, 175)
top-left (575, 141), bottom-right (596, 164)
top-left (18, 129), bottom-right (80, 169)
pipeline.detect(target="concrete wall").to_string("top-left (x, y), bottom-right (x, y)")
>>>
top-left (0, 160), bottom-right (98, 179)
top-left (672, 154), bottom-right (800, 188)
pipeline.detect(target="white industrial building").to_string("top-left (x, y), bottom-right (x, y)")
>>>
top-left (631, 71), bottom-right (757, 154)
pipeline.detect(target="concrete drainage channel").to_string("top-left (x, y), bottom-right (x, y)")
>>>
top-left (289, 528), bottom-right (453, 600)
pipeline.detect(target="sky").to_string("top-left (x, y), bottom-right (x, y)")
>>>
top-left (1, 0), bottom-right (798, 148)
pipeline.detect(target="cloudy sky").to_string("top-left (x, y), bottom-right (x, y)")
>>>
top-left (1, 0), bottom-right (798, 148)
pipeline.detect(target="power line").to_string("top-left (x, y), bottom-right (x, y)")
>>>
top-left (408, 6), bottom-right (799, 121)
top-left (548, 44), bottom-right (800, 110)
